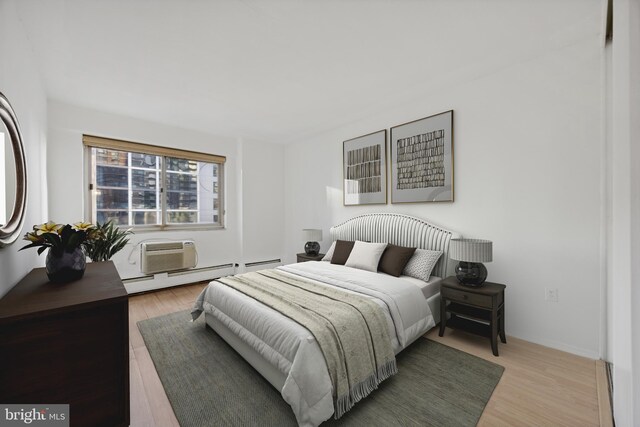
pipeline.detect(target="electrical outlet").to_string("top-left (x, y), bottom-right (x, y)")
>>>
top-left (545, 288), bottom-right (559, 302)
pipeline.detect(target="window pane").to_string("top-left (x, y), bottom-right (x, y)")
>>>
top-left (166, 192), bottom-right (197, 210)
top-left (167, 211), bottom-right (197, 223)
top-left (131, 153), bottom-right (158, 168)
top-left (95, 148), bottom-right (128, 167)
top-left (132, 170), bottom-right (158, 190)
top-left (196, 162), bottom-right (219, 224)
top-left (166, 157), bottom-right (197, 172)
top-left (97, 165), bottom-right (128, 188)
top-left (132, 190), bottom-right (157, 209)
top-left (97, 189), bottom-right (128, 209)
top-left (97, 210), bottom-right (128, 225)
top-left (133, 211), bottom-right (158, 225)
top-left (166, 172), bottom-right (197, 192)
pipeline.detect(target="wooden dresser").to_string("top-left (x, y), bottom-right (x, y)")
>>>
top-left (0, 261), bottom-right (129, 427)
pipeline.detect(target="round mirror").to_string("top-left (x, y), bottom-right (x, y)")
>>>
top-left (0, 92), bottom-right (27, 247)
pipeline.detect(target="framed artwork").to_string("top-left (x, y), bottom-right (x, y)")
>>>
top-left (343, 130), bottom-right (387, 206)
top-left (390, 110), bottom-right (454, 203)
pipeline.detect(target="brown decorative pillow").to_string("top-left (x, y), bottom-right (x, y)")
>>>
top-left (378, 244), bottom-right (417, 277)
top-left (330, 240), bottom-right (355, 265)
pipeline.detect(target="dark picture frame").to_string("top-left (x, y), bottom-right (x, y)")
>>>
top-left (390, 110), bottom-right (454, 203)
top-left (343, 130), bottom-right (387, 206)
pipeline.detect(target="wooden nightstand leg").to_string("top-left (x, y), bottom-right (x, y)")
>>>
top-left (491, 309), bottom-right (499, 356)
top-left (438, 296), bottom-right (446, 337)
top-left (499, 305), bottom-right (507, 344)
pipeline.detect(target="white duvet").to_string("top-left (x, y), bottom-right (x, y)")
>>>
top-left (191, 261), bottom-right (435, 427)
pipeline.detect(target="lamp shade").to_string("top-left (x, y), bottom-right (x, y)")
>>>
top-left (302, 229), bottom-right (323, 242)
top-left (449, 239), bottom-right (492, 262)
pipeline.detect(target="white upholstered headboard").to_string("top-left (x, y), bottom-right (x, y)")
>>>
top-left (329, 213), bottom-right (461, 278)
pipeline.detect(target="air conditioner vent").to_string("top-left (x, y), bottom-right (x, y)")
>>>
top-left (144, 242), bottom-right (185, 252)
top-left (140, 240), bottom-right (197, 274)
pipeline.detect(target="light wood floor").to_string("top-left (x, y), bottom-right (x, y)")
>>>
top-left (129, 283), bottom-right (604, 426)
top-left (427, 330), bottom-right (601, 426)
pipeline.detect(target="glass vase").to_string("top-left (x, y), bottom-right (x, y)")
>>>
top-left (46, 247), bottom-right (87, 283)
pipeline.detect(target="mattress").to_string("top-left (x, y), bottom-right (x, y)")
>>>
top-left (192, 261), bottom-right (436, 427)
top-left (399, 274), bottom-right (442, 300)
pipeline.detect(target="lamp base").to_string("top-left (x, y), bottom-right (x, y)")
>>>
top-left (304, 241), bottom-right (320, 256)
top-left (455, 261), bottom-right (488, 287)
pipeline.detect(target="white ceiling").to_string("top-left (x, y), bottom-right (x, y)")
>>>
top-left (15, 0), bottom-right (600, 143)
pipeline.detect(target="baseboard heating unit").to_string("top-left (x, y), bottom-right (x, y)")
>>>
top-left (244, 259), bottom-right (282, 268)
top-left (123, 263), bottom-right (235, 295)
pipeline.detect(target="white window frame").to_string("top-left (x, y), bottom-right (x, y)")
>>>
top-left (83, 135), bottom-right (225, 232)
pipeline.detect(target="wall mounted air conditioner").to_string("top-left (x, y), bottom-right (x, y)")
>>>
top-left (140, 240), bottom-right (197, 275)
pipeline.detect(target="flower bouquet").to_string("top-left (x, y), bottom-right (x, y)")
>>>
top-left (20, 221), bottom-right (132, 283)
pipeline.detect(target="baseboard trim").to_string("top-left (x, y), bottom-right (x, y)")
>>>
top-left (596, 359), bottom-right (614, 427)
top-left (505, 333), bottom-right (600, 359)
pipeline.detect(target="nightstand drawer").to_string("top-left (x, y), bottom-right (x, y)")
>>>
top-left (442, 287), bottom-right (492, 308)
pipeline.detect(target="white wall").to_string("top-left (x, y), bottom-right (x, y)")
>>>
top-left (242, 140), bottom-right (285, 264)
top-left (0, 1), bottom-right (48, 297)
top-left (609, 0), bottom-right (640, 425)
top-left (47, 101), bottom-right (284, 290)
top-left (284, 8), bottom-right (604, 358)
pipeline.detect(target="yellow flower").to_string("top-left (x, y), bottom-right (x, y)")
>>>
top-left (34, 221), bottom-right (62, 235)
top-left (23, 231), bottom-right (43, 242)
top-left (73, 221), bottom-right (95, 231)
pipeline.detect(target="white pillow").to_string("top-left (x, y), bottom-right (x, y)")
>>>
top-left (321, 242), bottom-right (336, 261)
top-left (402, 249), bottom-right (443, 281)
top-left (345, 241), bottom-right (388, 272)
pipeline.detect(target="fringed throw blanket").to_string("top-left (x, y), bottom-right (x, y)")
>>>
top-left (215, 269), bottom-right (397, 419)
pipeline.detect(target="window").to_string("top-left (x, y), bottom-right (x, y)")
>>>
top-left (84, 135), bottom-right (225, 230)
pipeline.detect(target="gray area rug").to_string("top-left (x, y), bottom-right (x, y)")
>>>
top-left (138, 310), bottom-right (504, 426)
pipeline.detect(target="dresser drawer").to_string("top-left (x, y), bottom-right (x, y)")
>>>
top-left (442, 287), bottom-right (492, 308)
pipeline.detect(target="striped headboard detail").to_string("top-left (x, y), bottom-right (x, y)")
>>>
top-left (329, 213), bottom-right (461, 278)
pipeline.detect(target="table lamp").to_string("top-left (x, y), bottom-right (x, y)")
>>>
top-left (302, 229), bottom-right (322, 256)
top-left (449, 238), bottom-right (493, 287)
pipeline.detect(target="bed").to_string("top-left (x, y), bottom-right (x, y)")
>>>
top-left (192, 213), bottom-right (460, 426)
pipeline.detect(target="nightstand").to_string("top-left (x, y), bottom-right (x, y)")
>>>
top-left (296, 253), bottom-right (325, 262)
top-left (439, 276), bottom-right (506, 356)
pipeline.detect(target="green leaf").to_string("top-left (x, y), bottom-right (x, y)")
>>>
top-left (19, 242), bottom-right (48, 252)
top-left (42, 232), bottom-right (61, 250)
top-left (59, 225), bottom-right (73, 248)
top-left (67, 233), bottom-right (80, 251)
top-left (85, 220), bottom-right (132, 261)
